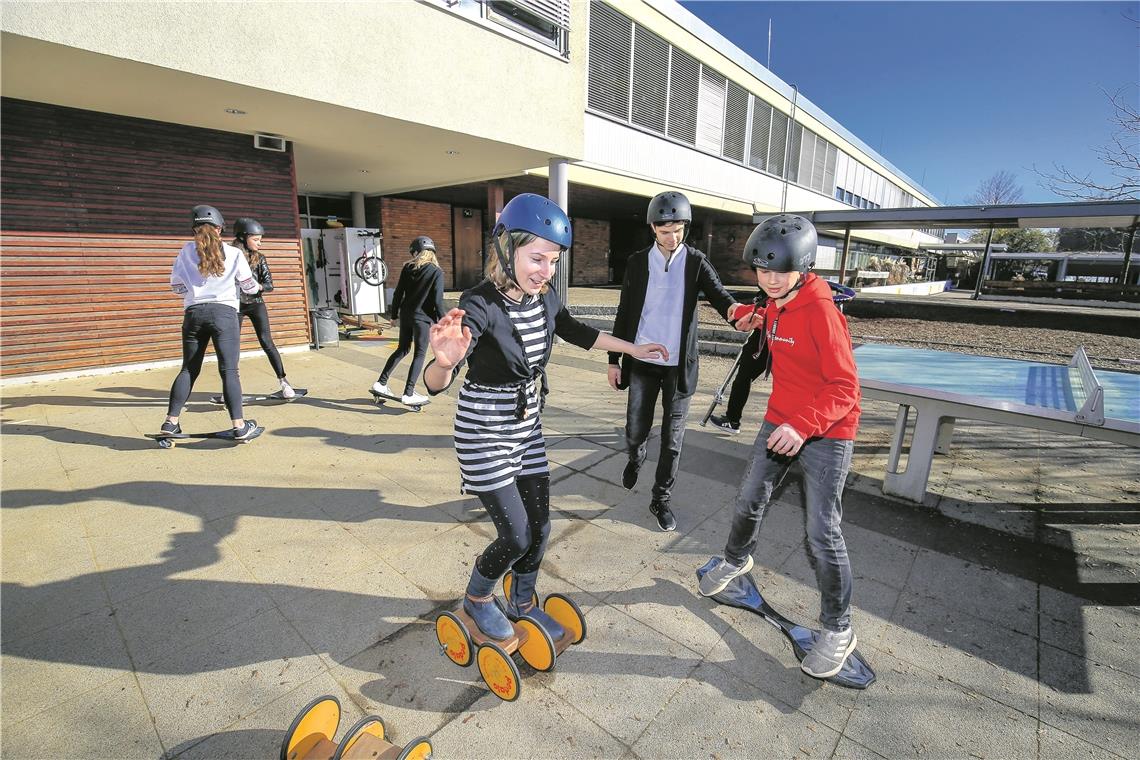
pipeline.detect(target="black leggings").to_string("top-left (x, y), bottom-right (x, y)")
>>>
top-left (239, 301), bottom-right (286, 379)
top-left (378, 317), bottom-right (430, 396)
top-left (168, 303), bottom-right (244, 419)
top-left (474, 475), bottom-right (551, 579)
top-left (725, 329), bottom-right (769, 424)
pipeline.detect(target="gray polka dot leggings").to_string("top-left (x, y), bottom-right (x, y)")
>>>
top-left (474, 475), bottom-right (551, 579)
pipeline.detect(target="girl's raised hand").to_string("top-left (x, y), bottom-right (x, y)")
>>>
top-left (429, 308), bottom-right (471, 369)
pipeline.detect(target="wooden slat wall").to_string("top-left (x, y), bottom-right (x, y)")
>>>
top-left (0, 234), bottom-right (309, 377)
top-left (1, 98), bottom-right (310, 379)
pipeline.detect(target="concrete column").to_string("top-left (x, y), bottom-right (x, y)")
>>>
top-left (549, 157), bottom-right (570, 304)
top-left (350, 192), bottom-right (366, 228)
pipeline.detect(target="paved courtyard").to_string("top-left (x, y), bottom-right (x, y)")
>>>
top-left (2, 337), bottom-right (1138, 759)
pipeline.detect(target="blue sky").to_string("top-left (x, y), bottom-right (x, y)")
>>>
top-left (680, 1), bottom-right (1139, 204)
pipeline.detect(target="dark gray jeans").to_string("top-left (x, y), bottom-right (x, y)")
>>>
top-left (168, 302), bottom-right (243, 419)
top-left (625, 360), bottom-right (692, 501)
top-left (724, 420), bottom-right (855, 631)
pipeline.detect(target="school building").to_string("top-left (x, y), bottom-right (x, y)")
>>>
top-left (0, 0), bottom-right (941, 380)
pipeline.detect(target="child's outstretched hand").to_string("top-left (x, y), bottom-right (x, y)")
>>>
top-left (630, 342), bottom-right (669, 363)
top-left (429, 308), bottom-right (470, 369)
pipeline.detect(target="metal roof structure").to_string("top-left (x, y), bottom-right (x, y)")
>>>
top-left (774, 199), bottom-right (1140, 232)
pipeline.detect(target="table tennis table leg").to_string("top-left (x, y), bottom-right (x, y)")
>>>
top-left (883, 402), bottom-right (946, 503)
top-left (934, 417), bottom-right (956, 455)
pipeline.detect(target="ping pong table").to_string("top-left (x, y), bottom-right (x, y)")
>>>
top-left (854, 343), bottom-right (1140, 503)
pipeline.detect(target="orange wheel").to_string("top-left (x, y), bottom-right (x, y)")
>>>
top-left (435, 611), bottom-right (473, 667)
top-left (477, 642), bottom-right (521, 702)
top-left (333, 716), bottom-right (385, 759)
top-left (543, 593), bottom-right (586, 645)
top-left (515, 616), bottom-right (556, 672)
top-left (280, 695), bottom-right (340, 760)
top-left (398, 738), bottom-right (434, 760)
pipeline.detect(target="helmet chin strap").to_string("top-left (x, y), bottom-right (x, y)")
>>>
top-left (492, 231), bottom-right (523, 291)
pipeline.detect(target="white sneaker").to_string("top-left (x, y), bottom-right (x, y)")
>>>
top-left (801, 627), bottom-right (858, 679)
top-left (279, 381), bottom-right (295, 399)
top-left (371, 381), bottom-right (393, 396)
top-left (402, 392), bottom-right (429, 406)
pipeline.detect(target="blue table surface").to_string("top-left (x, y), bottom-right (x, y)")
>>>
top-left (854, 343), bottom-right (1139, 422)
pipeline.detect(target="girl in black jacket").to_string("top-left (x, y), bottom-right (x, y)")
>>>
top-left (371, 235), bottom-right (445, 405)
top-left (424, 193), bottom-right (667, 643)
top-left (233, 217), bottom-right (296, 399)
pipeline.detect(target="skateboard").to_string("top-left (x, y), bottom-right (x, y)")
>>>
top-left (209, 388), bottom-right (308, 404)
top-left (696, 557), bottom-right (875, 689)
top-left (369, 389), bottom-right (429, 412)
top-left (279, 694), bottom-right (432, 760)
top-left (145, 425), bottom-right (265, 449)
top-left (434, 576), bottom-right (586, 702)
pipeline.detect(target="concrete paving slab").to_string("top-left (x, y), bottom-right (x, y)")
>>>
top-left (0, 674), bottom-right (162, 760)
top-left (1038, 642), bottom-right (1140, 758)
top-left (905, 548), bottom-right (1039, 635)
top-left (1038, 586), bottom-right (1140, 679)
top-left (1036, 723), bottom-right (1127, 760)
top-left (0, 558), bottom-right (108, 642)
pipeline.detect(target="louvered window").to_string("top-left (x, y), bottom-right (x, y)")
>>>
top-left (823, 143), bottom-right (838, 196)
top-left (630, 26), bottom-right (668, 134)
top-left (722, 82), bottom-right (749, 162)
top-left (787, 122), bottom-right (804, 183)
top-left (749, 98), bottom-right (772, 171)
top-left (696, 67), bottom-right (726, 154)
top-left (587, 3), bottom-right (631, 120)
top-left (769, 109), bottom-right (788, 177)
top-left (487, 1), bottom-right (570, 54)
top-left (666, 49), bottom-right (699, 144)
top-left (810, 136), bottom-right (828, 192)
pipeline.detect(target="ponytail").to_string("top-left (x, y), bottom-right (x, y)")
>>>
top-left (194, 225), bottom-right (224, 277)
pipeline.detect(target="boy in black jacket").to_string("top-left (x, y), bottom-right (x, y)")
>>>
top-left (608, 191), bottom-right (750, 531)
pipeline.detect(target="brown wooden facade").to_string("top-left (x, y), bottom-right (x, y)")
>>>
top-left (1, 98), bottom-right (309, 379)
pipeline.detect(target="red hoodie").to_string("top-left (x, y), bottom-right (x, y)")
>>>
top-left (760, 273), bottom-right (860, 440)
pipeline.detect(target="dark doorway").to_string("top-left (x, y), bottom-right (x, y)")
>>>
top-left (609, 220), bottom-right (650, 285)
top-left (453, 207), bottom-right (483, 289)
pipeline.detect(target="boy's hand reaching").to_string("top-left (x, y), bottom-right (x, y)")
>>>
top-left (767, 423), bottom-right (805, 456)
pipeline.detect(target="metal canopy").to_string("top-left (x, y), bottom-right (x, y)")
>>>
top-left (779, 199), bottom-right (1140, 231)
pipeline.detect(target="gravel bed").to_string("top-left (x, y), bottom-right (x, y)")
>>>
top-left (697, 304), bottom-right (1140, 372)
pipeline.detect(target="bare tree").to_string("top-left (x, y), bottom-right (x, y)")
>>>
top-left (1034, 88), bottom-right (1140, 200)
top-left (966, 170), bottom-right (1024, 205)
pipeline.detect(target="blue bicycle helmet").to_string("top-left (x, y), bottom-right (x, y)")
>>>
top-left (491, 193), bottom-right (572, 287)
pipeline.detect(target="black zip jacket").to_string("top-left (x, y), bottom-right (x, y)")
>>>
top-left (607, 245), bottom-right (738, 396)
top-left (427, 279), bottom-right (600, 396)
top-left (390, 262), bottom-right (445, 323)
top-left (239, 255), bottom-right (273, 305)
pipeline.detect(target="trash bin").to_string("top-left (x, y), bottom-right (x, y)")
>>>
top-left (310, 308), bottom-right (339, 348)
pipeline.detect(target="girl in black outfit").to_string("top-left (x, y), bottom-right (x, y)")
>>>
top-left (232, 217), bottom-right (296, 399)
top-left (424, 193), bottom-right (668, 642)
top-left (371, 235), bottom-right (444, 405)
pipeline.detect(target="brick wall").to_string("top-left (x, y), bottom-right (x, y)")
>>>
top-left (570, 217), bottom-right (610, 285)
top-left (707, 221), bottom-right (758, 288)
top-left (379, 198), bottom-right (454, 287)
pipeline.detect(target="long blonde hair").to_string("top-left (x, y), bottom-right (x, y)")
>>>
top-left (194, 224), bottom-right (224, 277)
top-left (486, 231), bottom-right (551, 294)
top-left (411, 248), bottom-right (439, 270)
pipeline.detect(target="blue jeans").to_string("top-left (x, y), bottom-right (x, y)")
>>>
top-left (724, 420), bottom-right (855, 631)
top-left (625, 360), bottom-right (692, 501)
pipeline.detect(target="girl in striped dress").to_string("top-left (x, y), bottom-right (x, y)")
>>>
top-left (424, 193), bottom-right (668, 642)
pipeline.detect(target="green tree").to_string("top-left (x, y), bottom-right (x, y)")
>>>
top-left (968, 227), bottom-right (1055, 252)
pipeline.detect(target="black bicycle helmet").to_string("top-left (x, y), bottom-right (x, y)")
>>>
top-left (646, 191), bottom-right (692, 225)
top-left (191, 205), bottom-right (224, 229)
top-left (409, 235), bottom-right (436, 254)
top-left (233, 217), bottom-right (264, 240)
top-left (743, 214), bottom-right (817, 272)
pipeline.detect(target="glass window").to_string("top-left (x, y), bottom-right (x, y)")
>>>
top-left (486, 1), bottom-right (569, 55)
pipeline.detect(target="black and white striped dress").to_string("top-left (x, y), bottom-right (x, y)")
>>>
top-left (454, 293), bottom-right (549, 493)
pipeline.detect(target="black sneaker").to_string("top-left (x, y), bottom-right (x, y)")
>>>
top-left (622, 460), bottom-right (640, 490)
top-left (160, 420), bottom-right (181, 435)
top-left (709, 414), bottom-right (741, 434)
top-left (649, 499), bottom-right (676, 532)
top-left (233, 419), bottom-right (259, 440)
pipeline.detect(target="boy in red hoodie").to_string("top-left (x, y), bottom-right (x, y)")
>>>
top-left (698, 214), bottom-right (862, 679)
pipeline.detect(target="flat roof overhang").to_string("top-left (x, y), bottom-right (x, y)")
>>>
top-left (760, 200), bottom-right (1140, 231)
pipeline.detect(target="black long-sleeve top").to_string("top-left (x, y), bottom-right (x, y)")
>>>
top-left (426, 279), bottom-right (600, 395)
top-left (389, 262), bottom-right (445, 323)
top-left (608, 245), bottom-right (738, 396)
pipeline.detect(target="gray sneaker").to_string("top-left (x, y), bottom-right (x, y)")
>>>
top-left (801, 627), bottom-right (857, 679)
top-left (697, 555), bottom-right (754, 597)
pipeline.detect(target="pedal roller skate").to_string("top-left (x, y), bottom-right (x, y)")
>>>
top-left (279, 695), bottom-right (433, 760)
top-left (502, 570), bottom-right (587, 659)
